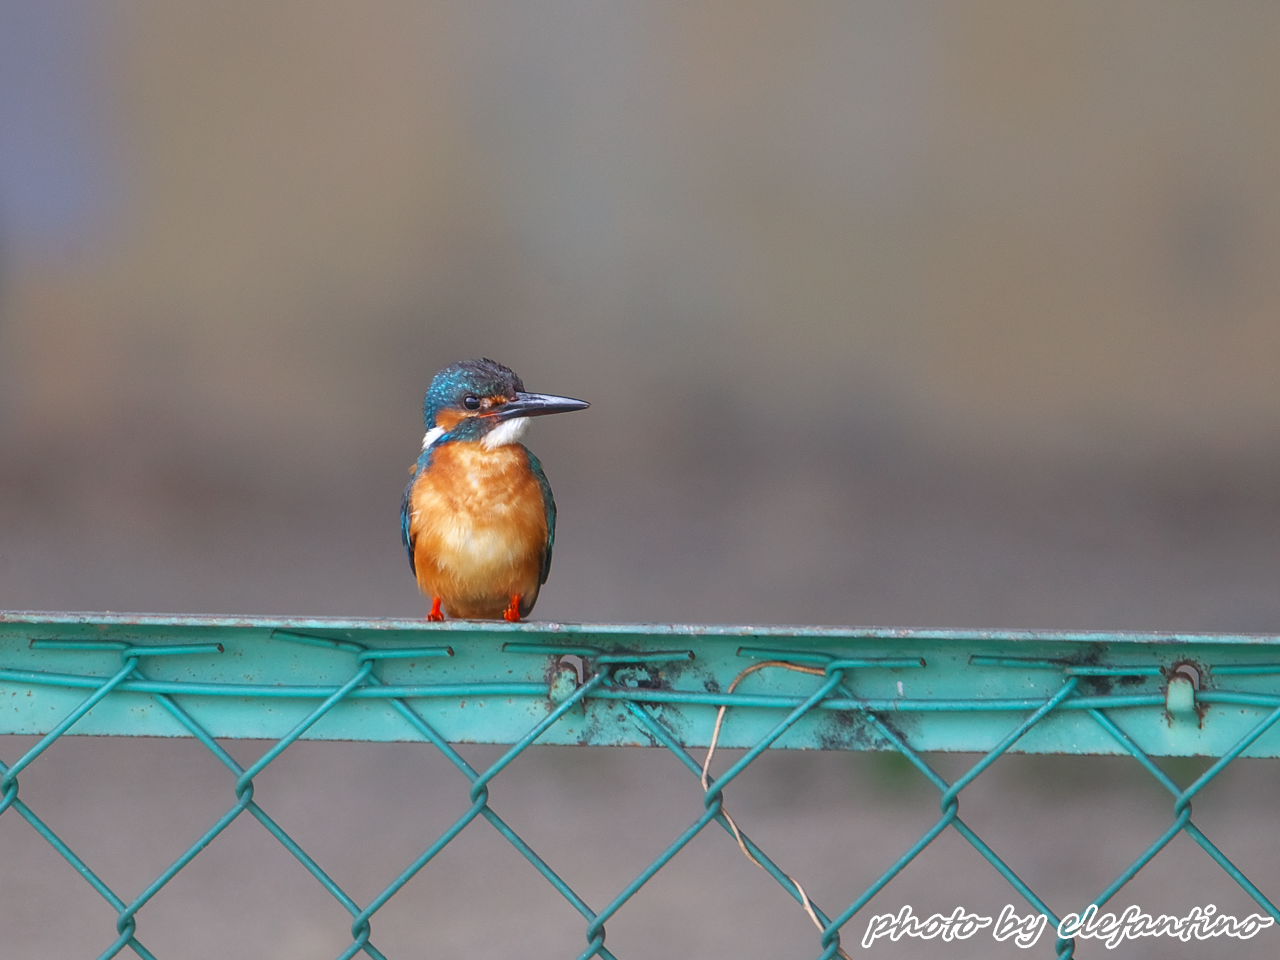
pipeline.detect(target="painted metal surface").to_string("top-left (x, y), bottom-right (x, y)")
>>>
top-left (4, 612), bottom-right (1280, 959)
top-left (3, 611), bottom-right (1280, 755)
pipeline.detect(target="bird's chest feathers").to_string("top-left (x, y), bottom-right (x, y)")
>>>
top-left (410, 443), bottom-right (546, 570)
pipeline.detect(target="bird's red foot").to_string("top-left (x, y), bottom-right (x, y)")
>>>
top-left (427, 597), bottom-right (445, 622)
top-left (503, 595), bottom-right (523, 623)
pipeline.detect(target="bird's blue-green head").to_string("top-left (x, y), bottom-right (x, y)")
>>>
top-left (421, 358), bottom-right (589, 449)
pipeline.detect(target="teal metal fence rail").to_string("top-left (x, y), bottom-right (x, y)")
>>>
top-left (3, 612), bottom-right (1280, 958)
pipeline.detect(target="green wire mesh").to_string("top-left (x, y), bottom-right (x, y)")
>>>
top-left (3, 612), bottom-right (1280, 958)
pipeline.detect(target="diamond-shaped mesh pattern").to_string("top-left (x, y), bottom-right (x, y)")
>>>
top-left (3, 615), bottom-right (1279, 958)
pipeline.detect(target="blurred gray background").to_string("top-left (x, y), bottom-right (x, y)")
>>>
top-left (2, 3), bottom-right (1279, 958)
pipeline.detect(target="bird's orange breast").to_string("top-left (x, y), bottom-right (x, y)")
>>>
top-left (408, 442), bottom-right (548, 618)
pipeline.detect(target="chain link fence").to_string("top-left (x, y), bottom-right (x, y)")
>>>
top-left (3, 613), bottom-right (1279, 958)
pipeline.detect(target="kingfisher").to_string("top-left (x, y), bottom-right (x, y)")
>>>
top-left (401, 358), bottom-right (589, 622)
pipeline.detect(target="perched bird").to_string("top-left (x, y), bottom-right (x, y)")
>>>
top-left (401, 358), bottom-right (589, 621)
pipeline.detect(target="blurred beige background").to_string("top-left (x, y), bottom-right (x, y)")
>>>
top-left (2, 3), bottom-right (1279, 958)
top-left (3, 1), bottom-right (1277, 630)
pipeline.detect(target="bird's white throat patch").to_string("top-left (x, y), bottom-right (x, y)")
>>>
top-left (481, 417), bottom-right (530, 449)
top-left (421, 417), bottom-right (530, 451)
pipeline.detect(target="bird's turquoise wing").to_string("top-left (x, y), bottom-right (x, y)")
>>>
top-left (400, 476), bottom-right (417, 575)
top-left (525, 448), bottom-right (557, 584)
top-left (400, 448), bottom-right (434, 575)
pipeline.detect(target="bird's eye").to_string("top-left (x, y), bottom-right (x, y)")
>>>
top-left (463, 395), bottom-right (481, 410)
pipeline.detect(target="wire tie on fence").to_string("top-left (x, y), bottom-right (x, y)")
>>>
top-left (273, 630), bottom-right (454, 662)
top-left (971, 654), bottom-right (1164, 679)
top-left (1064, 665), bottom-right (1162, 677)
top-left (969, 654), bottom-right (1072, 669)
top-left (1209, 662), bottom-right (1280, 675)
top-left (701, 659), bottom-right (853, 960)
top-left (504, 642), bottom-right (603, 657)
top-left (596, 650), bottom-right (695, 665)
top-left (121, 643), bottom-right (225, 658)
top-left (825, 657), bottom-right (926, 672)
top-left (29, 639), bottom-right (225, 657)
top-left (739, 648), bottom-right (925, 671)
top-left (504, 643), bottom-right (694, 665)
top-left (737, 648), bottom-right (835, 665)
top-left (30, 639), bottom-right (131, 651)
top-left (357, 646), bottom-right (454, 661)
top-left (270, 630), bottom-right (367, 653)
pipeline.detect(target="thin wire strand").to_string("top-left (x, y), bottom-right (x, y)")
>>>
top-left (701, 660), bottom-right (853, 960)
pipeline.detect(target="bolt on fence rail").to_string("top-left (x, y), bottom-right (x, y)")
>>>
top-left (3, 612), bottom-right (1280, 958)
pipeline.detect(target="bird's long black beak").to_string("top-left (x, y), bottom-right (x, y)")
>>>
top-left (497, 392), bottom-right (590, 420)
